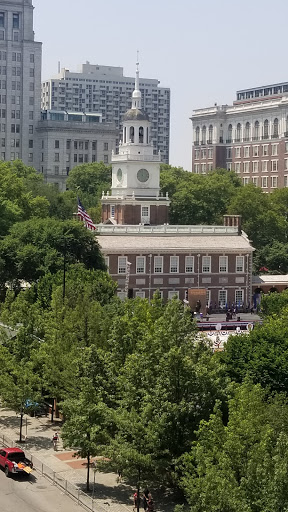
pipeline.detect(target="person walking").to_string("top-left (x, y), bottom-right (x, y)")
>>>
top-left (52, 432), bottom-right (59, 451)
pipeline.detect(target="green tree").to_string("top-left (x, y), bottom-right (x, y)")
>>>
top-left (180, 381), bottom-right (288, 512)
top-left (168, 170), bottom-right (241, 225)
top-left (0, 218), bottom-right (105, 285)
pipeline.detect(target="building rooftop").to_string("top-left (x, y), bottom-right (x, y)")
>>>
top-left (252, 275), bottom-right (288, 285)
top-left (98, 231), bottom-right (253, 253)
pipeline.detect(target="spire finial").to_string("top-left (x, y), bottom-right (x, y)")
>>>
top-left (132, 51), bottom-right (141, 110)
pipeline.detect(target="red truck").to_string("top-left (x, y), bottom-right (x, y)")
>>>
top-left (0, 447), bottom-right (33, 477)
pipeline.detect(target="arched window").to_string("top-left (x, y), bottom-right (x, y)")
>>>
top-left (147, 127), bottom-right (149, 144)
top-left (245, 122), bottom-right (250, 141)
top-left (124, 127), bottom-right (127, 144)
top-left (273, 118), bottom-right (279, 138)
top-left (228, 124), bottom-right (232, 142)
top-left (263, 119), bottom-right (269, 139)
top-left (236, 123), bottom-right (241, 141)
top-left (139, 126), bottom-right (144, 143)
top-left (129, 126), bottom-right (134, 143)
top-left (208, 125), bottom-right (213, 143)
top-left (254, 121), bottom-right (259, 140)
top-left (195, 126), bottom-right (200, 144)
top-left (202, 126), bottom-right (206, 144)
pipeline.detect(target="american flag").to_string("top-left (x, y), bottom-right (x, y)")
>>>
top-left (77, 197), bottom-right (96, 231)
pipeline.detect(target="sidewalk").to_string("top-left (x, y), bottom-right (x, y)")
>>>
top-left (0, 407), bottom-right (132, 512)
top-left (0, 407), bottom-right (176, 512)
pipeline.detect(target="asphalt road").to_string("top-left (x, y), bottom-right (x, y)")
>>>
top-left (0, 467), bottom-right (84, 512)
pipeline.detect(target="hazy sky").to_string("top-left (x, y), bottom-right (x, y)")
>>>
top-left (34, 0), bottom-right (288, 171)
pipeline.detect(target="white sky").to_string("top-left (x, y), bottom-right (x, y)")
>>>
top-left (34, 0), bottom-right (288, 171)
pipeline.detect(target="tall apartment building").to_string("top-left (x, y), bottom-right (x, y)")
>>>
top-left (42, 63), bottom-right (170, 164)
top-left (0, 0), bottom-right (41, 167)
top-left (191, 82), bottom-right (288, 192)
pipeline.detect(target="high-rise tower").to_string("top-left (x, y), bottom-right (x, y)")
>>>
top-left (101, 62), bottom-right (170, 225)
top-left (0, 0), bottom-right (42, 166)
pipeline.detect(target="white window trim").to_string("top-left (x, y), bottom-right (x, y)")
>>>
top-left (185, 256), bottom-right (194, 273)
top-left (154, 256), bottom-right (163, 274)
top-left (136, 256), bottom-right (146, 274)
top-left (202, 256), bottom-right (211, 273)
top-left (219, 256), bottom-right (228, 273)
top-left (236, 256), bottom-right (244, 273)
top-left (218, 290), bottom-right (227, 307)
top-left (168, 290), bottom-right (179, 300)
top-left (118, 256), bottom-right (127, 275)
top-left (235, 289), bottom-right (244, 304)
top-left (170, 256), bottom-right (179, 273)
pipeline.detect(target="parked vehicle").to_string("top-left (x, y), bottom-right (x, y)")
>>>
top-left (0, 447), bottom-right (33, 477)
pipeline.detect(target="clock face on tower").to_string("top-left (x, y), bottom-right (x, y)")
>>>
top-left (137, 168), bottom-right (149, 183)
top-left (117, 168), bottom-right (123, 182)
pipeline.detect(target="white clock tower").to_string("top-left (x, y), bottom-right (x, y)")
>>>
top-left (101, 61), bottom-right (170, 225)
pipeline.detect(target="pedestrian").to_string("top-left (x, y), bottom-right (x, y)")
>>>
top-left (52, 432), bottom-right (59, 451)
top-left (133, 491), bottom-right (138, 511)
top-left (147, 496), bottom-right (154, 512)
top-left (143, 493), bottom-right (148, 511)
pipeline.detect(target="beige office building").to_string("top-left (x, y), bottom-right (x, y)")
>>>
top-left (36, 110), bottom-right (117, 191)
top-left (191, 82), bottom-right (288, 191)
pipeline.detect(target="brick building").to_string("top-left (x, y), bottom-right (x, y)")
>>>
top-left (191, 81), bottom-right (288, 191)
top-left (97, 64), bottom-right (254, 304)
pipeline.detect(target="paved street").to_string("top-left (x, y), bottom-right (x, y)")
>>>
top-left (0, 469), bottom-right (86, 512)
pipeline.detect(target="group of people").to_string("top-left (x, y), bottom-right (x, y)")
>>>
top-left (133, 489), bottom-right (154, 512)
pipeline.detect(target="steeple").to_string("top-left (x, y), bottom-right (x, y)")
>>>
top-left (132, 54), bottom-right (141, 110)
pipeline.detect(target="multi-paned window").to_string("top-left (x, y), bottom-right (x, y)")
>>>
top-left (202, 256), bottom-right (211, 273)
top-left (208, 148), bottom-right (213, 159)
top-left (252, 161), bottom-right (259, 173)
top-left (218, 290), bottom-right (227, 308)
top-left (118, 256), bottom-right (127, 274)
top-left (185, 256), bottom-right (194, 273)
top-left (104, 256), bottom-right (109, 271)
top-left (235, 289), bottom-right (244, 305)
top-left (252, 145), bottom-right (259, 157)
top-left (271, 176), bottom-right (278, 188)
top-left (262, 144), bottom-right (269, 156)
top-left (285, 175), bottom-right (288, 188)
top-left (243, 177), bottom-right (250, 185)
top-left (271, 160), bottom-right (278, 172)
top-left (154, 256), bottom-right (163, 273)
top-left (168, 291), bottom-right (179, 300)
top-left (262, 176), bottom-right (268, 188)
top-left (252, 176), bottom-right (258, 186)
top-left (234, 162), bottom-right (241, 173)
top-left (219, 256), bottom-right (228, 273)
top-left (195, 149), bottom-right (200, 159)
top-left (170, 256), bottom-right (179, 273)
top-left (194, 163), bottom-right (200, 174)
top-left (243, 161), bottom-right (250, 173)
top-left (236, 256), bottom-right (244, 272)
top-left (244, 146), bottom-right (250, 158)
top-left (262, 160), bottom-right (268, 172)
top-left (135, 291), bottom-right (145, 298)
top-left (136, 256), bottom-right (146, 274)
top-left (271, 144), bottom-right (278, 156)
top-left (206, 289), bottom-right (211, 306)
top-left (235, 147), bottom-right (241, 158)
top-left (110, 205), bottom-right (115, 218)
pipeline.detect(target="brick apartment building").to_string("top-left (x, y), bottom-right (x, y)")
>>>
top-left (97, 65), bottom-right (254, 305)
top-left (191, 81), bottom-right (288, 191)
